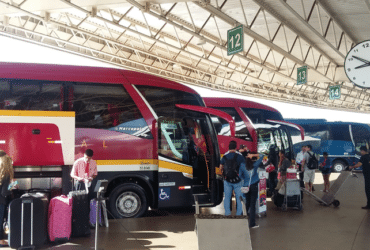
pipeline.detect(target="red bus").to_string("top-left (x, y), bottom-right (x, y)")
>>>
top-left (204, 98), bottom-right (304, 160)
top-left (0, 62), bottom-right (233, 218)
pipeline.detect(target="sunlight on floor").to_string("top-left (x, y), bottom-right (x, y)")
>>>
top-left (314, 172), bottom-right (340, 185)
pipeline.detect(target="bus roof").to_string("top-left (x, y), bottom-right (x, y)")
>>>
top-left (203, 97), bottom-right (280, 113)
top-left (0, 62), bottom-right (198, 95)
top-left (286, 118), bottom-right (370, 127)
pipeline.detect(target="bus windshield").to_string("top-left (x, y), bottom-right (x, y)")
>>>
top-left (256, 126), bottom-right (290, 155)
top-left (351, 124), bottom-right (370, 154)
top-left (257, 128), bottom-right (276, 153)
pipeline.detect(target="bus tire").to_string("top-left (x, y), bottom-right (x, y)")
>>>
top-left (109, 183), bottom-right (148, 218)
top-left (333, 160), bottom-right (346, 172)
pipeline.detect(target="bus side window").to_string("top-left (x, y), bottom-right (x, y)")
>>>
top-left (73, 101), bottom-right (93, 124)
top-left (0, 81), bottom-right (62, 111)
top-left (73, 83), bottom-right (152, 139)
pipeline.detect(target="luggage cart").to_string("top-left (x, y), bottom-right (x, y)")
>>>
top-left (282, 179), bottom-right (302, 211)
top-left (301, 170), bottom-right (357, 207)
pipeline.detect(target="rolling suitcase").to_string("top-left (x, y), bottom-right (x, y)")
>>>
top-left (89, 199), bottom-right (102, 227)
top-left (48, 195), bottom-right (72, 243)
top-left (8, 193), bottom-right (48, 249)
top-left (69, 191), bottom-right (90, 237)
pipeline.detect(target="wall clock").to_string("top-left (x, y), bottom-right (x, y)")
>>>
top-left (344, 40), bottom-right (370, 88)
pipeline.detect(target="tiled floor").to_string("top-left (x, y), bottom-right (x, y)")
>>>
top-left (4, 171), bottom-right (370, 250)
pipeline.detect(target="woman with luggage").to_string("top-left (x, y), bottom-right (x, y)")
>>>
top-left (0, 150), bottom-right (13, 247)
top-left (276, 150), bottom-right (290, 191)
top-left (319, 152), bottom-right (332, 192)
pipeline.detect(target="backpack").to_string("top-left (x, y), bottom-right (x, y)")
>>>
top-left (223, 153), bottom-right (241, 183)
top-left (307, 152), bottom-right (318, 170)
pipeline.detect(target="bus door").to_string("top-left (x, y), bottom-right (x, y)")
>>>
top-left (156, 105), bottom-right (233, 208)
top-left (157, 116), bottom-right (210, 208)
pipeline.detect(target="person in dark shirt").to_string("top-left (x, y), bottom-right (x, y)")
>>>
top-left (220, 141), bottom-right (248, 216)
top-left (350, 146), bottom-right (370, 209)
top-left (263, 145), bottom-right (278, 193)
top-left (319, 152), bottom-right (332, 192)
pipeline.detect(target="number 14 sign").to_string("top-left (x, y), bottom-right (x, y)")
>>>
top-left (329, 85), bottom-right (341, 100)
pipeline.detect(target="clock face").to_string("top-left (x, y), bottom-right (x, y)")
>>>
top-left (344, 40), bottom-right (370, 88)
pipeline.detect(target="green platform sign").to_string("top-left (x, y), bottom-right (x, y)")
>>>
top-left (329, 85), bottom-right (341, 100)
top-left (227, 25), bottom-right (244, 56)
top-left (297, 66), bottom-right (307, 85)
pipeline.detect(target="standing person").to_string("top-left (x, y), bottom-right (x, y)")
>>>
top-left (239, 145), bottom-right (260, 161)
top-left (263, 145), bottom-right (279, 193)
top-left (296, 146), bottom-right (307, 196)
top-left (319, 152), bottom-right (332, 192)
top-left (71, 149), bottom-right (98, 193)
top-left (301, 145), bottom-right (318, 192)
top-left (0, 151), bottom-right (13, 246)
top-left (239, 144), bottom-right (250, 158)
top-left (296, 146), bottom-right (306, 182)
top-left (276, 150), bottom-right (290, 191)
top-left (243, 157), bottom-right (260, 229)
top-left (350, 146), bottom-right (370, 209)
top-left (220, 141), bottom-right (247, 216)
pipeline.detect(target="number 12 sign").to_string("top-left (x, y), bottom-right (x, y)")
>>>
top-left (227, 25), bottom-right (244, 56)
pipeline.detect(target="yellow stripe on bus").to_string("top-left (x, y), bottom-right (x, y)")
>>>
top-left (0, 110), bottom-right (75, 117)
top-left (97, 159), bottom-right (192, 174)
top-left (159, 160), bottom-right (193, 175)
top-left (96, 159), bottom-right (158, 165)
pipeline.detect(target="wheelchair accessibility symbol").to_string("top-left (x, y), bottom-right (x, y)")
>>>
top-left (159, 188), bottom-right (170, 200)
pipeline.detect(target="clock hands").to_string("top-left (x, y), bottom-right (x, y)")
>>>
top-left (352, 56), bottom-right (370, 69)
top-left (352, 55), bottom-right (370, 64)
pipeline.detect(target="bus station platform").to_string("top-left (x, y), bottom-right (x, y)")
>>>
top-left (3, 171), bottom-right (369, 250)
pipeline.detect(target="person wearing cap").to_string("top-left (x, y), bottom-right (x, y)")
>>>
top-left (71, 149), bottom-right (98, 192)
top-left (350, 146), bottom-right (370, 209)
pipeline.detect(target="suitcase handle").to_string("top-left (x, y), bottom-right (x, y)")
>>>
top-left (20, 200), bottom-right (34, 248)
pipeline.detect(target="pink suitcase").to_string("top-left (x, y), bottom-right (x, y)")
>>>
top-left (48, 195), bottom-right (72, 243)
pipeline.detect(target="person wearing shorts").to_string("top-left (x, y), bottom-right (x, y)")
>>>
top-left (319, 152), bottom-right (332, 192)
top-left (302, 145), bottom-right (316, 192)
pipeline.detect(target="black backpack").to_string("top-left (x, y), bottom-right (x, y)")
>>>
top-left (307, 152), bottom-right (318, 170)
top-left (223, 153), bottom-right (241, 183)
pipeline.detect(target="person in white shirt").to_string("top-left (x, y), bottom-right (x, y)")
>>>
top-left (301, 145), bottom-right (317, 192)
top-left (296, 146), bottom-right (305, 181)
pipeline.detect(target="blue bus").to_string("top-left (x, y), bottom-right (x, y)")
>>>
top-left (286, 119), bottom-right (370, 172)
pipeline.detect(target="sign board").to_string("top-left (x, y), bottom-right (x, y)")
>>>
top-left (329, 85), bottom-right (341, 100)
top-left (227, 25), bottom-right (244, 56)
top-left (297, 66), bottom-right (307, 85)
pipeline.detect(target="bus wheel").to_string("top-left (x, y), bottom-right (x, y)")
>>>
top-left (109, 183), bottom-right (148, 218)
top-left (333, 160), bottom-right (345, 172)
